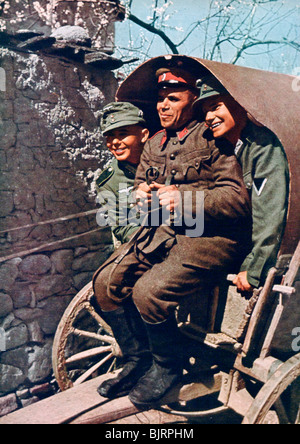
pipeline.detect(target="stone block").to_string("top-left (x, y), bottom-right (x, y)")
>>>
top-left (10, 282), bottom-right (33, 309)
top-left (0, 120), bottom-right (17, 149)
top-left (51, 249), bottom-right (74, 274)
top-left (14, 308), bottom-right (43, 324)
top-left (0, 364), bottom-right (25, 395)
top-left (19, 255), bottom-right (51, 276)
top-left (5, 323), bottom-right (28, 350)
top-left (73, 272), bottom-right (93, 290)
top-left (0, 393), bottom-right (19, 416)
top-left (72, 250), bottom-right (110, 272)
top-left (27, 341), bottom-right (53, 384)
top-left (0, 293), bottom-right (13, 318)
top-left (34, 275), bottom-right (72, 301)
top-left (37, 296), bottom-right (71, 335)
top-left (13, 189), bottom-right (35, 211)
top-left (0, 261), bottom-right (20, 292)
top-left (1, 341), bottom-right (28, 364)
top-left (0, 191), bottom-right (14, 217)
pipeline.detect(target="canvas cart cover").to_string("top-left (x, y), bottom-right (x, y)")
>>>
top-left (116, 55), bottom-right (300, 258)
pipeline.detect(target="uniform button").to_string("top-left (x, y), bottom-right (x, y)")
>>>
top-left (170, 153), bottom-right (176, 160)
top-left (172, 141), bottom-right (178, 145)
top-left (171, 169), bottom-right (177, 175)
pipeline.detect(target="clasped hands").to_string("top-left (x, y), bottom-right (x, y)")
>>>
top-left (135, 182), bottom-right (181, 214)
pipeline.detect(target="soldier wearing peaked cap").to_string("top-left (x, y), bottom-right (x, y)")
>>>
top-left (155, 67), bottom-right (199, 92)
top-left (93, 65), bottom-right (252, 406)
top-left (95, 102), bottom-right (149, 244)
top-left (195, 74), bottom-right (289, 291)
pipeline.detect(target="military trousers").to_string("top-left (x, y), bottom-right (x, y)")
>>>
top-left (93, 237), bottom-right (216, 324)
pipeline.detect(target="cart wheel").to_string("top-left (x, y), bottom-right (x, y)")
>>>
top-left (243, 353), bottom-right (300, 424)
top-left (52, 281), bottom-right (121, 391)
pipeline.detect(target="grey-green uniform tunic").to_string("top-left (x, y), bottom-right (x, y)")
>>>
top-left (235, 121), bottom-right (289, 288)
top-left (95, 158), bottom-right (139, 244)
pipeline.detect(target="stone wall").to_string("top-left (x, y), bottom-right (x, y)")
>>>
top-left (0, 1), bottom-right (126, 416)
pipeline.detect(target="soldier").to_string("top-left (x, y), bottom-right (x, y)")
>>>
top-left (195, 75), bottom-right (289, 291)
top-left (93, 64), bottom-right (252, 406)
top-left (95, 102), bottom-right (149, 244)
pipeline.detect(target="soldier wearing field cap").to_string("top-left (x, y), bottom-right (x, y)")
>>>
top-left (93, 63), bottom-right (252, 406)
top-left (96, 102), bottom-right (149, 244)
top-left (195, 74), bottom-right (289, 291)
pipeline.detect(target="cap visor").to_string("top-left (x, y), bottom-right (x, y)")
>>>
top-left (194, 90), bottom-right (221, 108)
top-left (102, 120), bottom-right (144, 135)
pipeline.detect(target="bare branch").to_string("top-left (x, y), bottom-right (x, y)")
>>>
top-left (127, 12), bottom-right (179, 54)
top-left (231, 38), bottom-right (299, 64)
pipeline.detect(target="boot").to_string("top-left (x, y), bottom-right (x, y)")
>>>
top-left (128, 314), bottom-right (184, 407)
top-left (94, 299), bottom-right (152, 399)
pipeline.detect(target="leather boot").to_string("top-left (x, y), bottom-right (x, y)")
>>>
top-left (128, 315), bottom-right (183, 407)
top-left (94, 299), bottom-right (152, 399)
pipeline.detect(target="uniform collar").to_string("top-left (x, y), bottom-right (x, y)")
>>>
top-left (234, 120), bottom-right (256, 157)
top-left (240, 120), bottom-right (258, 145)
top-left (118, 160), bottom-right (137, 177)
top-left (159, 120), bottom-right (199, 145)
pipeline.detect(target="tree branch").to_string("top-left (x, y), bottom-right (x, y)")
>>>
top-left (127, 12), bottom-right (179, 54)
top-left (231, 39), bottom-right (299, 64)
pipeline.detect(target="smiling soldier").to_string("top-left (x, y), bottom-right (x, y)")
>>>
top-left (96, 102), bottom-right (149, 244)
top-left (195, 75), bottom-right (289, 292)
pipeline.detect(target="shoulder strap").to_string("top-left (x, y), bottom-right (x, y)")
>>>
top-left (96, 164), bottom-right (114, 188)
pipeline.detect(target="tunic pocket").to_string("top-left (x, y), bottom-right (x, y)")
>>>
top-left (181, 149), bottom-right (211, 178)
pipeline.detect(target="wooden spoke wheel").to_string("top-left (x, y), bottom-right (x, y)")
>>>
top-left (52, 281), bottom-right (121, 391)
top-left (243, 353), bottom-right (300, 424)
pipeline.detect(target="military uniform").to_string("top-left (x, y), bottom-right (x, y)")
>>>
top-left (235, 121), bottom-right (289, 287)
top-left (195, 75), bottom-right (289, 288)
top-left (93, 67), bottom-right (251, 406)
top-left (94, 120), bottom-right (252, 323)
top-left (96, 157), bottom-right (139, 244)
top-left (95, 101), bottom-right (147, 245)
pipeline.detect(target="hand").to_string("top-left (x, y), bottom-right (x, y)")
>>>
top-left (135, 182), bottom-right (152, 208)
top-left (233, 271), bottom-right (253, 292)
top-left (152, 182), bottom-right (181, 213)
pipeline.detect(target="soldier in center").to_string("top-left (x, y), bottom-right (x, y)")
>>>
top-left (93, 62), bottom-right (252, 407)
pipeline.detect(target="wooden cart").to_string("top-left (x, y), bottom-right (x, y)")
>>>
top-left (52, 56), bottom-right (300, 424)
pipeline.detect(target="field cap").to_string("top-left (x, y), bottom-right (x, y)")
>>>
top-left (194, 75), bottom-right (228, 107)
top-left (100, 102), bottom-right (146, 135)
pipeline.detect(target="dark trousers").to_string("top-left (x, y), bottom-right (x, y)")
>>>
top-left (93, 240), bottom-right (215, 324)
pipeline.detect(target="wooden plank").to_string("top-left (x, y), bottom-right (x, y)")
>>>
top-left (0, 370), bottom-right (222, 425)
top-left (241, 267), bottom-right (277, 355)
top-left (0, 373), bottom-right (113, 424)
top-left (283, 241), bottom-right (300, 286)
top-left (107, 410), bottom-right (187, 425)
top-left (70, 372), bottom-right (222, 424)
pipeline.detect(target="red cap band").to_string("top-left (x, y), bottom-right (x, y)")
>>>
top-left (158, 71), bottom-right (188, 85)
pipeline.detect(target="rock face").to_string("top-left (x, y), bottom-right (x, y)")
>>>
top-left (0, 0), bottom-right (125, 416)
